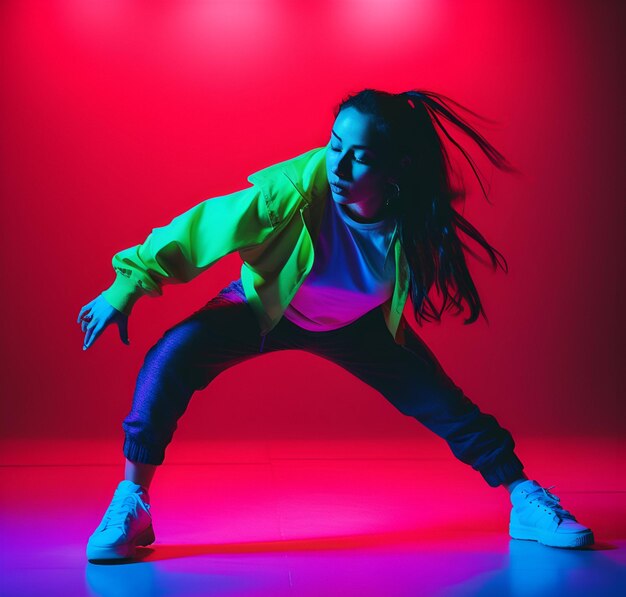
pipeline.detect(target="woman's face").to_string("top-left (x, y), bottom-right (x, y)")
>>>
top-left (325, 106), bottom-right (393, 222)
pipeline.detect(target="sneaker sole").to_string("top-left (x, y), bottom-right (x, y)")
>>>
top-left (509, 524), bottom-right (594, 549)
top-left (87, 524), bottom-right (156, 562)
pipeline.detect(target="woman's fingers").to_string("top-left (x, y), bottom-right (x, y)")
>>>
top-left (77, 307), bottom-right (90, 324)
top-left (79, 295), bottom-right (127, 350)
top-left (81, 317), bottom-right (92, 333)
top-left (77, 300), bottom-right (96, 324)
top-left (83, 322), bottom-right (94, 349)
top-left (83, 321), bottom-right (102, 350)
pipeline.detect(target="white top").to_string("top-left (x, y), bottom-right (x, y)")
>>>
top-left (283, 194), bottom-right (397, 331)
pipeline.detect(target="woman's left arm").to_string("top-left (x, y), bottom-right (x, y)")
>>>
top-left (101, 185), bottom-right (276, 316)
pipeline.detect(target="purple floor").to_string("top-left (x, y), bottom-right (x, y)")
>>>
top-left (1, 436), bottom-right (624, 596)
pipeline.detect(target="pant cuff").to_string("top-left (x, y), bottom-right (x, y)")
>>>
top-left (479, 454), bottom-right (525, 488)
top-left (123, 436), bottom-right (165, 465)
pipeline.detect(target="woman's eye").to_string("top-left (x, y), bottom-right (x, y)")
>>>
top-left (329, 145), bottom-right (371, 165)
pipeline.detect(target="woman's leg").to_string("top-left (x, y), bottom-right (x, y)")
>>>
top-left (302, 308), bottom-right (525, 488)
top-left (308, 310), bottom-right (593, 548)
top-left (124, 460), bottom-right (157, 491)
top-left (87, 280), bottom-right (267, 561)
top-left (122, 280), bottom-right (266, 468)
top-left (502, 474), bottom-right (529, 494)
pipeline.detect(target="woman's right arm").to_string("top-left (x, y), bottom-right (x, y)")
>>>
top-left (77, 184), bottom-right (275, 350)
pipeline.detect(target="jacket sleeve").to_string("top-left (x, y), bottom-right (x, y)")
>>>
top-left (101, 185), bottom-right (275, 316)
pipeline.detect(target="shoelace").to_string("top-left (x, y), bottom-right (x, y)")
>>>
top-left (102, 492), bottom-right (150, 530)
top-left (526, 485), bottom-right (576, 521)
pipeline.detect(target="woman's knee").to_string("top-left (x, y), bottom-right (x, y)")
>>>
top-left (143, 318), bottom-right (210, 373)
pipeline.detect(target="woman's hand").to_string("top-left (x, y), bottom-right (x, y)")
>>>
top-left (77, 294), bottom-right (130, 350)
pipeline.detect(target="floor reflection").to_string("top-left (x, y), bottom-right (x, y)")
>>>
top-left (82, 536), bottom-right (626, 597)
top-left (1, 437), bottom-right (623, 596)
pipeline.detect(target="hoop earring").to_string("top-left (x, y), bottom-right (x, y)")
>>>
top-left (386, 182), bottom-right (400, 207)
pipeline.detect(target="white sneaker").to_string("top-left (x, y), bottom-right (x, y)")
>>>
top-left (86, 480), bottom-right (155, 561)
top-left (509, 480), bottom-right (594, 548)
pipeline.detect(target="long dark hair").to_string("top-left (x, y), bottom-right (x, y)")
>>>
top-left (335, 89), bottom-right (519, 325)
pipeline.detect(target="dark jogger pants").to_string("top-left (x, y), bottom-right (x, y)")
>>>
top-left (122, 279), bottom-right (525, 487)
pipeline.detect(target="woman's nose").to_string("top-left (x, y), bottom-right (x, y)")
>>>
top-left (332, 154), bottom-right (350, 179)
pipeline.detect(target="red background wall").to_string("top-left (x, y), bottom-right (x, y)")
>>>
top-left (1, 0), bottom-right (623, 442)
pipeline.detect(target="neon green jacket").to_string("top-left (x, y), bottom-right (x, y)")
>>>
top-left (102, 145), bottom-right (410, 344)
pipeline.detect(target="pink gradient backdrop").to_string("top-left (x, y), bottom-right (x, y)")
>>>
top-left (1, 0), bottom-right (623, 441)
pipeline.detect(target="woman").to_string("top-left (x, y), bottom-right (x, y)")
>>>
top-left (78, 89), bottom-right (594, 561)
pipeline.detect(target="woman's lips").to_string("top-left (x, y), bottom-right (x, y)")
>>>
top-left (330, 182), bottom-right (348, 195)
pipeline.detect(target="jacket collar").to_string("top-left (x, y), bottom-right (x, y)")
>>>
top-left (248, 146), bottom-right (329, 207)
